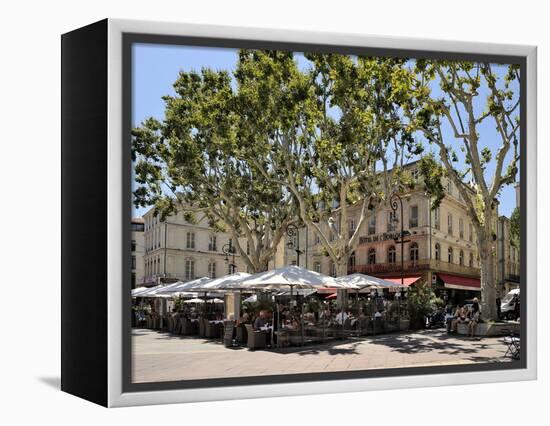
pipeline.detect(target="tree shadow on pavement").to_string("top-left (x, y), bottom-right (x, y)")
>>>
top-left (368, 334), bottom-right (479, 355)
top-left (271, 339), bottom-right (362, 356)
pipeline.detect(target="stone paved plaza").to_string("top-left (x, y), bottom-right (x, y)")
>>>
top-left (132, 328), bottom-right (517, 383)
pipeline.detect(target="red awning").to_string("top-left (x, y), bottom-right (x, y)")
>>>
top-left (438, 273), bottom-right (480, 291)
top-left (384, 276), bottom-right (422, 286)
top-left (325, 293), bottom-right (337, 299)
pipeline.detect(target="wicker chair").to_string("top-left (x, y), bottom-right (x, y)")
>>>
top-left (205, 321), bottom-right (222, 338)
top-left (198, 318), bottom-right (206, 337)
top-left (236, 324), bottom-right (248, 344)
top-left (244, 324), bottom-right (266, 350)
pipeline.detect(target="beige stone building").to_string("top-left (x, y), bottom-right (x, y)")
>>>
top-left (140, 208), bottom-right (248, 286)
top-left (497, 216), bottom-right (520, 294)
top-left (131, 217), bottom-right (145, 289)
top-left (283, 163), bottom-right (520, 302)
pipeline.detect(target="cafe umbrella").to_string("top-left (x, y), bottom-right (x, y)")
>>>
top-left (183, 272), bottom-right (251, 317)
top-left (222, 266), bottom-right (345, 346)
top-left (131, 286), bottom-right (151, 297)
top-left (335, 273), bottom-right (403, 289)
top-left (157, 276), bottom-right (212, 296)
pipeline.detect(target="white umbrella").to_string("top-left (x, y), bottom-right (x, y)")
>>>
top-left (225, 266), bottom-right (344, 347)
top-left (227, 266), bottom-right (343, 291)
top-left (132, 284), bottom-right (163, 297)
top-left (146, 281), bottom-right (188, 297)
top-left (131, 286), bottom-right (149, 297)
top-left (243, 294), bottom-right (257, 303)
top-left (184, 298), bottom-right (205, 304)
top-left (189, 272), bottom-right (251, 291)
top-left (335, 273), bottom-right (403, 289)
top-left (157, 277), bottom-right (211, 294)
top-left (206, 298), bottom-right (224, 304)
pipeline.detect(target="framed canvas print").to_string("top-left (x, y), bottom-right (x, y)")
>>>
top-left (61, 18), bottom-right (537, 407)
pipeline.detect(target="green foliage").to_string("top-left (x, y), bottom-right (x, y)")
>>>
top-left (132, 54), bottom-right (298, 272)
top-left (173, 295), bottom-right (185, 312)
top-left (406, 282), bottom-right (442, 330)
top-left (243, 298), bottom-right (276, 314)
top-left (418, 154), bottom-right (446, 209)
top-left (510, 206), bottom-right (520, 247)
top-left (133, 50), bottom-right (427, 276)
top-left (305, 299), bottom-right (320, 313)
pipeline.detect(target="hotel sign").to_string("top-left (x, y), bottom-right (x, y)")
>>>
top-left (359, 232), bottom-right (401, 245)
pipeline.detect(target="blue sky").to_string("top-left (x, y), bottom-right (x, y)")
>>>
top-left (132, 43), bottom-right (519, 218)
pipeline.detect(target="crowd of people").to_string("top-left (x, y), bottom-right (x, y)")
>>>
top-left (232, 298), bottom-right (400, 333)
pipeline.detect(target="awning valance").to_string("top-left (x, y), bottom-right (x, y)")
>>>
top-left (384, 276), bottom-right (422, 287)
top-left (438, 273), bottom-right (480, 291)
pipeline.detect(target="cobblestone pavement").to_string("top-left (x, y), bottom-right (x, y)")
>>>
top-left (132, 328), bottom-right (516, 383)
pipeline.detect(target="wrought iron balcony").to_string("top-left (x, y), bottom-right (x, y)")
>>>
top-left (349, 259), bottom-right (480, 277)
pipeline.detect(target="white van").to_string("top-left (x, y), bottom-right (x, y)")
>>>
top-left (500, 288), bottom-right (520, 320)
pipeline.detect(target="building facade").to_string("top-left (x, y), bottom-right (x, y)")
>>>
top-left (283, 164), bottom-right (520, 302)
top-left (140, 208), bottom-right (248, 286)
top-left (497, 216), bottom-right (520, 294)
top-left (131, 217), bottom-right (145, 289)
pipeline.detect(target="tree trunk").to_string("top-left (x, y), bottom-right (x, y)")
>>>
top-left (479, 230), bottom-right (498, 321)
top-left (335, 258), bottom-right (348, 277)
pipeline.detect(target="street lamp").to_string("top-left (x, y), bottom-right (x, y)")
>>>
top-left (222, 240), bottom-right (236, 274)
top-left (286, 224), bottom-right (304, 267)
top-left (390, 191), bottom-right (412, 331)
top-left (390, 192), bottom-right (411, 288)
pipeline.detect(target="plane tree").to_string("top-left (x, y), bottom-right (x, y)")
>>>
top-left (132, 67), bottom-right (295, 273)
top-left (409, 60), bottom-right (520, 320)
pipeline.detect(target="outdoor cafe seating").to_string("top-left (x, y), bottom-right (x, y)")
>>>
top-left (244, 324), bottom-right (267, 350)
top-left (504, 333), bottom-right (520, 360)
top-left (131, 267), bottom-right (410, 352)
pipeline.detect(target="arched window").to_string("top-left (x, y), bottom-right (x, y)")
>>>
top-left (448, 247), bottom-right (454, 264)
top-left (410, 242), bottom-right (419, 263)
top-left (469, 252), bottom-right (474, 268)
top-left (435, 243), bottom-right (441, 261)
top-left (368, 248), bottom-right (376, 265)
top-left (459, 250), bottom-right (464, 266)
top-left (388, 245), bottom-right (396, 263)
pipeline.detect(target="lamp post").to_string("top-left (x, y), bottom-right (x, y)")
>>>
top-left (391, 191), bottom-right (412, 331)
top-left (390, 192), bottom-right (405, 288)
top-left (286, 224), bottom-right (303, 267)
top-left (222, 240), bottom-right (236, 274)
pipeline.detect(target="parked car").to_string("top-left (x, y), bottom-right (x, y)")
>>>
top-left (500, 289), bottom-right (520, 320)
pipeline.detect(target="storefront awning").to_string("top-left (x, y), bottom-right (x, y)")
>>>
top-left (438, 273), bottom-right (480, 291)
top-left (384, 276), bottom-right (422, 286)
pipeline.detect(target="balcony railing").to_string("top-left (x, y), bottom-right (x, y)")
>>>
top-left (349, 259), bottom-right (480, 277)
